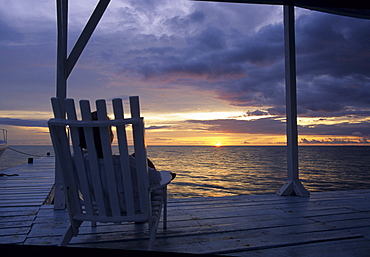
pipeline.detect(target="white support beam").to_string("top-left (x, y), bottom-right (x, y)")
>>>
top-left (56, 0), bottom-right (68, 100)
top-left (277, 5), bottom-right (309, 197)
top-left (54, 0), bottom-right (68, 210)
top-left (67, 0), bottom-right (110, 78)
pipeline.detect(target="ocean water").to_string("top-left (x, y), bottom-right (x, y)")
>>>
top-left (1, 145), bottom-right (369, 198)
top-left (0, 145), bottom-right (55, 171)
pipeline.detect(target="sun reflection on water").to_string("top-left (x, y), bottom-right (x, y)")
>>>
top-left (146, 146), bottom-right (370, 198)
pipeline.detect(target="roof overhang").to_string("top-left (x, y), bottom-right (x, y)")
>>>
top-left (193, 0), bottom-right (370, 19)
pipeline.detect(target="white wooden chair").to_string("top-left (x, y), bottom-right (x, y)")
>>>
top-left (48, 96), bottom-right (172, 250)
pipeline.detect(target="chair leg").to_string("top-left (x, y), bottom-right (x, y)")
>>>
top-left (148, 229), bottom-right (155, 251)
top-left (59, 225), bottom-right (74, 246)
top-left (163, 186), bottom-right (167, 229)
top-left (148, 215), bottom-right (160, 251)
top-left (59, 220), bottom-right (82, 246)
top-left (148, 188), bottom-right (166, 251)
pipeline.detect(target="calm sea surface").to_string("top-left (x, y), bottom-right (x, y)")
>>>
top-left (1, 145), bottom-right (369, 198)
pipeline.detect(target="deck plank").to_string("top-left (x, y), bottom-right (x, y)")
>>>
top-left (1, 157), bottom-right (370, 256)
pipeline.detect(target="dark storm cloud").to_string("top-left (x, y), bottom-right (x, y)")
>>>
top-left (176, 23), bottom-right (282, 78)
top-left (133, 24), bottom-right (249, 80)
top-left (214, 12), bottom-right (370, 116)
top-left (299, 121), bottom-right (370, 137)
top-left (1, 1), bottom-right (369, 143)
top-left (96, 3), bottom-right (370, 140)
top-left (295, 13), bottom-right (370, 116)
top-left (126, 9), bottom-right (370, 118)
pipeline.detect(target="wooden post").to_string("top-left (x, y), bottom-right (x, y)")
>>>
top-left (54, 0), bottom-right (68, 210)
top-left (56, 0), bottom-right (68, 100)
top-left (277, 5), bottom-right (309, 197)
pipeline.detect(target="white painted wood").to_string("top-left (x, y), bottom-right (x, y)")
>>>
top-left (79, 99), bottom-right (108, 217)
top-left (51, 97), bottom-right (67, 210)
top-left (96, 99), bottom-right (121, 216)
top-left (66, 0), bottom-right (111, 77)
top-left (129, 96), bottom-right (149, 215)
top-left (54, 4), bottom-right (68, 213)
top-left (278, 5), bottom-right (309, 197)
top-left (56, 0), bottom-right (111, 94)
top-left (48, 97), bottom-right (170, 250)
top-left (65, 99), bottom-right (94, 216)
top-left (112, 98), bottom-right (135, 215)
top-left (56, 1), bottom-right (67, 100)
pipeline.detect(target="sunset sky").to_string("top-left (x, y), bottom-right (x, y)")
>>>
top-left (1, 0), bottom-right (370, 146)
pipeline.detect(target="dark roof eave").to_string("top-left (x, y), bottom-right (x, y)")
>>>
top-left (192, 0), bottom-right (370, 19)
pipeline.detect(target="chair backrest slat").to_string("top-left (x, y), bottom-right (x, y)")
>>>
top-left (79, 99), bottom-right (107, 216)
top-left (130, 96), bottom-right (140, 118)
top-left (96, 99), bottom-right (121, 216)
top-left (50, 98), bottom-right (80, 214)
top-left (130, 96), bottom-right (149, 212)
top-left (65, 99), bottom-right (94, 215)
top-left (112, 98), bottom-right (135, 215)
top-left (48, 96), bottom-right (150, 222)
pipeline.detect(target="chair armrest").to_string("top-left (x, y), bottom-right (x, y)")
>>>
top-left (150, 170), bottom-right (173, 191)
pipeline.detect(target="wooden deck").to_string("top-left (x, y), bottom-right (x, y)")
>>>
top-left (1, 157), bottom-right (370, 256)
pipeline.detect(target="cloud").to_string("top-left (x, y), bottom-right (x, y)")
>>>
top-left (300, 138), bottom-right (369, 144)
top-left (0, 19), bottom-right (23, 42)
top-left (247, 110), bottom-right (269, 116)
top-left (186, 118), bottom-right (370, 138)
top-left (102, 7), bottom-right (369, 119)
top-left (146, 125), bottom-right (171, 130)
top-left (214, 12), bottom-right (370, 118)
top-left (299, 121), bottom-right (370, 137)
top-left (0, 118), bottom-right (48, 128)
top-left (187, 117), bottom-right (286, 134)
top-left (1, 1), bottom-right (370, 144)
top-left (165, 10), bottom-right (206, 31)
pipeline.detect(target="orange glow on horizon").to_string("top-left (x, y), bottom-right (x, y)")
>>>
top-left (3, 121), bottom-right (370, 146)
top-left (215, 142), bottom-right (222, 147)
